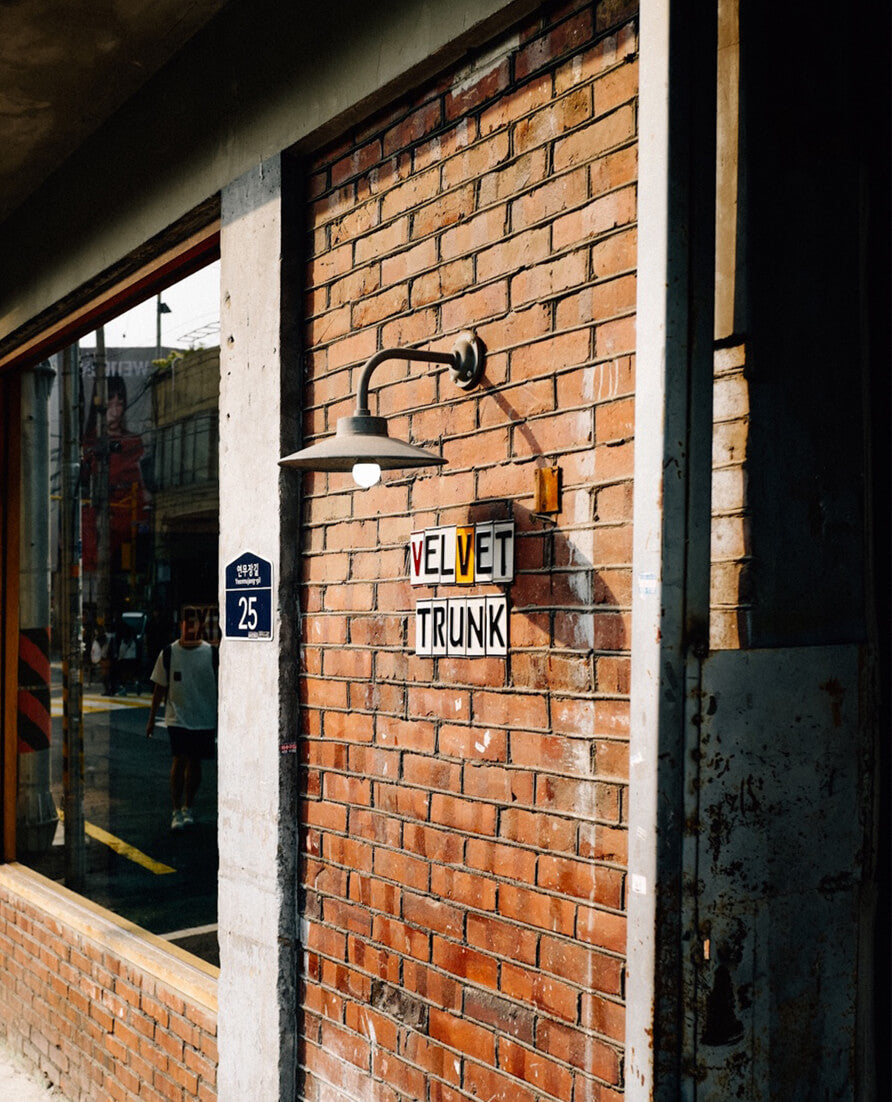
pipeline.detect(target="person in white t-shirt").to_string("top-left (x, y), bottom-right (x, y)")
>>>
top-left (146, 608), bottom-right (218, 831)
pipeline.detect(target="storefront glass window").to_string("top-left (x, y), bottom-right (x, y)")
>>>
top-left (16, 262), bottom-right (221, 965)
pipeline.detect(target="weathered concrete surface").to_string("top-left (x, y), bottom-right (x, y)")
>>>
top-left (217, 155), bottom-right (292, 1102)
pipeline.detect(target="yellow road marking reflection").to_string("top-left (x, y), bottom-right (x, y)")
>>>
top-left (58, 810), bottom-right (175, 875)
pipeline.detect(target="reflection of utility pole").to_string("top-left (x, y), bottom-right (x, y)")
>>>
top-left (17, 361), bottom-right (58, 855)
top-left (156, 295), bottom-right (171, 360)
top-left (94, 327), bottom-right (111, 630)
top-left (60, 344), bottom-right (85, 891)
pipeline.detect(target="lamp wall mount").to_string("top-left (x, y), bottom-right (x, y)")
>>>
top-left (279, 331), bottom-right (485, 479)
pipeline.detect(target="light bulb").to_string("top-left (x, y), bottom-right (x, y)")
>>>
top-left (352, 462), bottom-right (382, 488)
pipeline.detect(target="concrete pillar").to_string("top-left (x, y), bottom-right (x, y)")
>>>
top-left (627, 2), bottom-right (717, 1097)
top-left (218, 155), bottom-right (299, 1101)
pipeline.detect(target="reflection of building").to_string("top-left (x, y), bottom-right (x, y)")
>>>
top-left (50, 347), bottom-right (171, 641)
top-left (148, 347), bottom-right (220, 615)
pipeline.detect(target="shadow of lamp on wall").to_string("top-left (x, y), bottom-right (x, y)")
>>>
top-left (279, 331), bottom-right (484, 487)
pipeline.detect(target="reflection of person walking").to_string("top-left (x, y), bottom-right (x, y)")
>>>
top-left (145, 613), bottom-right (218, 831)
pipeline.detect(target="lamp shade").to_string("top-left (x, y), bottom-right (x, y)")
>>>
top-left (278, 413), bottom-right (445, 472)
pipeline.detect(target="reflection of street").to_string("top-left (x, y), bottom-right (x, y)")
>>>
top-left (30, 664), bottom-right (219, 965)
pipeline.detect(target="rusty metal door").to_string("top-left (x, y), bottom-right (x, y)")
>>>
top-left (683, 644), bottom-right (868, 1099)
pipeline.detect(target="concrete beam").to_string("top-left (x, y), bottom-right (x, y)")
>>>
top-left (0, 0), bottom-right (538, 355)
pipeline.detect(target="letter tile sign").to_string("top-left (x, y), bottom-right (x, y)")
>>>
top-left (410, 522), bottom-right (514, 657)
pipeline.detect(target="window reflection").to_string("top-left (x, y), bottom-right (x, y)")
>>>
top-left (18, 263), bottom-right (221, 966)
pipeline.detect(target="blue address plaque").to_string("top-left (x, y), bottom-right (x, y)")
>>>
top-left (224, 552), bottom-right (274, 640)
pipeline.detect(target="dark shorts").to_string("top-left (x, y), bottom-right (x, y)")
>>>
top-left (168, 726), bottom-right (216, 760)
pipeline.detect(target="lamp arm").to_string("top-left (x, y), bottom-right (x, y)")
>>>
top-left (354, 331), bottom-right (483, 415)
top-left (355, 348), bottom-right (451, 415)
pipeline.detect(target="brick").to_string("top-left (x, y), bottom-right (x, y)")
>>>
top-left (580, 992), bottom-right (626, 1043)
top-left (410, 398), bottom-right (477, 443)
top-left (476, 226), bottom-right (551, 285)
top-left (440, 205), bottom-right (509, 261)
top-left (432, 938), bottom-right (499, 989)
top-left (373, 847), bottom-right (430, 893)
top-left (446, 56), bottom-right (511, 120)
top-left (402, 822), bottom-right (464, 864)
top-left (351, 283), bottom-right (410, 328)
top-left (331, 138), bottom-right (383, 188)
top-left (319, 1018), bottom-right (371, 1070)
top-left (462, 764), bottom-right (535, 806)
top-left (553, 186), bottom-right (637, 252)
top-left (556, 274), bottom-right (637, 330)
top-left (413, 118), bottom-right (475, 172)
top-left (307, 243), bottom-right (353, 287)
top-left (407, 687), bottom-right (470, 723)
top-left (540, 934), bottom-right (623, 995)
top-left (511, 330), bottom-right (591, 382)
top-left (555, 25), bottom-right (638, 94)
top-left (374, 782), bottom-right (430, 821)
top-left (465, 838), bottom-right (537, 886)
top-left (472, 689), bottom-right (548, 729)
top-left (511, 250), bottom-right (589, 308)
top-left (596, 0), bottom-right (639, 33)
top-left (514, 87), bottom-right (592, 155)
top-left (402, 960), bottom-right (462, 1014)
top-left (401, 1031), bottom-right (463, 1086)
top-left (553, 105), bottom-right (636, 174)
top-left (411, 184), bottom-right (476, 240)
top-left (441, 281), bottom-right (509, 332)
top-left (594, 314), bottom-right (636, 359)
top-left (430, 794), bottom-right (498, 836)
top-left (463, 1061), bottom-right (536, 1102)
top-left (381, 237), bottom-right (437, 286)
top-left (371, 916), bottom-right (430, 962)
top-left (348, 936), bottom-right (401, 983)
top-left (594, 57), bottom-right (639, 116)
top-left (402, 892), bottom-right (464, 939)
top-left (510, 730), bottom-right (592, 777)
top-left (437, 723), bottom-right (506, 762)
top-left (480, 71), bottom-right (553, 136)
top-left (440, 130), bottom-right (511, 188)
top-left (499, 1037), bottom-right (575, 1099)
top-left (403, 754), bottom-right (462, 793)
top-left (380, 164), bottom-right (440, 221)
top-left (354, 217), bottom-right (409, 264)
top-left (324, 832), bottom-right (374, 872)
top-left (538, 854), bottom-right (625, 910)
top-left (591, 226), bottom-right (637, 279)
top-left (328, 263), bottom-right (383, 308)
top-left (576, 903), bottom-right (627, 955)
top-left (515, 9), bottom-right (595, 81)
top-left (383, 99), bottom-right (443, 157)
top-left (373, 1050), bottom-right (426, 1099)
top-left (501, 959), bottom-right (580, 1020)
top-left (511, 167), bottom-right (588, 228)
top-left (477, 148), bottom-right (549, 208)
top-left (408, 261), bottom-right (474, 311)
top-left (432, 864), bottom-right (499, 911)
top-left (499, 883), bottom-right (575, 935)
top-left (330, 200), bottom-right (380, 247)
top-left (429, 1010), bottom-right (495, 1063)
top-left (537, 1019), bottom-right (622, 1084)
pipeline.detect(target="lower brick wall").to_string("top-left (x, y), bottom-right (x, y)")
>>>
top-left (0, 864), bottom-right (217, 1102)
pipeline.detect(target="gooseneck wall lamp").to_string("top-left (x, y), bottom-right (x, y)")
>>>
top-left (279, 331), bottom-right (484, 487)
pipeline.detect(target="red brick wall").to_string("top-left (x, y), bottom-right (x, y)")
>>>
top-left (299, 2), bottom-right (638, 1099)
top-left (0, 868), bottom-right (217, 1102)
